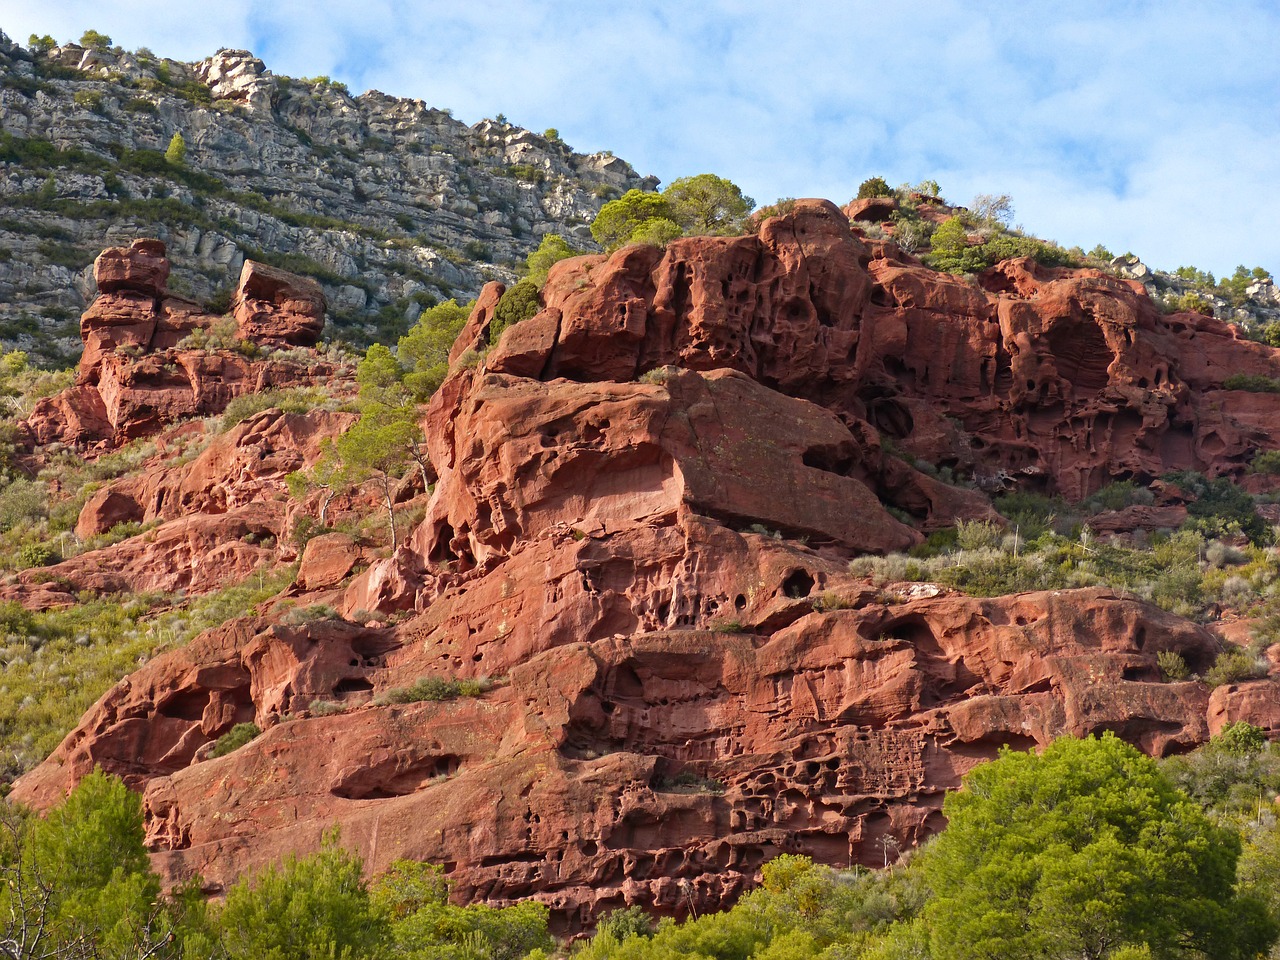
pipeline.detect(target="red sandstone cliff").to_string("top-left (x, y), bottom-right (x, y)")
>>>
top-left (13, 204), bottom-right (1280, 928)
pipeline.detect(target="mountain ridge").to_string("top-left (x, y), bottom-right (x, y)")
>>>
top-left (0, 32), bottom-right (654, 363)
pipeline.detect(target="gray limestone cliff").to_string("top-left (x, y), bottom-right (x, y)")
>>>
top-left (0, 35), bottom-right (656, 363)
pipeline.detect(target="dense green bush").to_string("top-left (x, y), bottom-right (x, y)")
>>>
top-left (489, 279), bottom-right (541, 343)
top-left (394, 298), bottom-right (472, 400)
top-left (374, 676), bottom-right (490, 705)
top-left (523, 233), bottom-right (579, 286)
top-left (917, 734), bottom-right (1274, 960)
top-left (591, 175), bottom-right (752, 251)
top-left (856, 176), bottom-right (894, 199)
top-left (211, 722), bottom-right (262, 758)
top-left (1254, 449), bottom-right (1280, 474)
top-left (1205, 648), bottom-right (1268, 688)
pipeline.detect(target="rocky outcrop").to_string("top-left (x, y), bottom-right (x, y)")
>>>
top-left (232, 261), bottom-right (325, 348)
top-left (479, 200), bottom-right (1280, 501)
top-left (0, 37), bottom-right (655, 363)
top-left (23, 240), bottom-right (347, 451)
top-left (16, 209), bottom-right (1280, 929)
top-left (10, 563), bottom-right (1227, 927)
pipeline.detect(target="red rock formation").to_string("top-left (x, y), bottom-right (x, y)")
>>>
top-left (232, 260), bottom-right (326, 347)
top-left (24, 241), bottom-right (346, 451)
top-left (16, 212), bottom-right (1280, 930)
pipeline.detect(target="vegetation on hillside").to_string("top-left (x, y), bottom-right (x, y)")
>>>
top-left (590, 174), bottom-right (754, 251)
top-left (16, 729), bottom-right (1280, 958)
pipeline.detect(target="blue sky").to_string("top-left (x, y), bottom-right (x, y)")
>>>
top-left (2, 1), bottom-right (1277, 277)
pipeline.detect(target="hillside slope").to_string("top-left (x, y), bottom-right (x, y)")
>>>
top-left (12, 201), bottom-right (1280, 930)
top-left (0, 34), bottom-right (653, 363)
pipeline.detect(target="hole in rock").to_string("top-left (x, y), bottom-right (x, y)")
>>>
top-left (734, 594), bottom-right (747, 611)
top-left (332, 677), bottom-right (374, 698)
top-left (330, 753), bottom-right (462, 799)
top-left (782, 569), bottom-right (816, 599)
top-left (1046, 317), bottom-right (1112, 395)
top-left (158, 689), bottom-right (211, 722)
top-left (867, 398), bottom-right (914, 440)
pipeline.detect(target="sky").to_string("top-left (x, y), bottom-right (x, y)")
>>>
top-left (1, 1), bottom-right (1277, 277)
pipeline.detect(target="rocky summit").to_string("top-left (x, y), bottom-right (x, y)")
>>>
top-left (12, 199), bottom-right (1280, 930)
top-left (0, 36), bottom-right (653, 363)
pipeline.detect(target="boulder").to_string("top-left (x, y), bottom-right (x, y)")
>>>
top-left (232, 260), bottom-right (325, 347)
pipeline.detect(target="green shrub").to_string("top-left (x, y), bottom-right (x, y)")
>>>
top-left (1204, 648), bottom-right (1267, 687)
top-left (308, 699), bottom-right (347, 716)
top-left (812, 590), bottom-right (855, 612)
top-left (1224, 373), bottom-right (1280, 393)
top-left (1253, 450), bottom-right (1280, 475)
top-left (282, 604), bottom-right (340, 625)
top-left (856, 176), bottom-right (894, 199)
top-left (72, 90), bottom-right (103, 113)
top-left (1083, 480), bottom-right (1154, 513)
top-left (374, 676), bottom-right (490, 705)
top-left (523, 234), bottom-right (579, 286)
top-left (79, 29), bottom-right (112, 50)
top-left (596, 906), bottom-right (654, 941)
top-left (488, 279), bottom-right (540, 343)
top-left (211, 722), bottom-right (261, 758)
top-left (15, 542), bottom-right (58, 570)
top-left (1157, 650), bottom-right (1190, 681)
top-left (955, 519), bottom-right (1004, 552)
top-left (219, 388), bottom-right (327, 431)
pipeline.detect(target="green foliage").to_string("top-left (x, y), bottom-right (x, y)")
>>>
top-left (1253, 449), bottom-right (1280, 475)
top-left (927, 216), bottom-right (984, 273)
top-left (1219, 264), bottom-right (1273, 307)
top-left (79, 29), bottom-right (113, 50)
top-left (1205, 647), bottom-right (1268, 688)
top-left (591, 175), bottom-right (753, 251)
top-left (374, 675), bottom-right (491, 705)
top-left (916, 734), bottom-right (1275, 960)
top-left (1170, 291), bottom-right (1215, 316)
top-left (627, 217), bottom-right (683, 248)
top-left (122, 96), bottom-right (158, 114)
top-left (1165, 470), bottom-right (1269, 544)
top-left (220, 829), bottom-right (387, 960)
top-left (27, 34), bottom-right (56, 55)
top-left (597, 906), bottom-right (655, 941)
top-left (1214, 721), bottom-right (1267, 756)
top-left (663, 174), bottom-right (754, 235)
top-left (1082, 479), bottom-right (1154, 513)
top-left (164, 132), bottom-right (186, 166)
top-left (857, 176), bottom-right (894, 199)
top-left (219, 387), bottom-right (329, 431)
top-left (1, 769), bottom-right (182, 959)
top-left (591, 189), bottom-right (678, 251)
top-left (211, 722), bottom-right (261, 758)
top-left (397, 298), bottom-right (472, 401)
top-left (490, 278), bottom-right (541, 342)
top-left (73, 89), bottom-right (104, 113)
top-left (1157, 650), bottom-right (1191, 681)
top-left (575, 854), bottom-right (925, 960)
top-left (524, 233), bottom-right (579, 286)
top-left (1224, 373), bottom-right (1280, 393)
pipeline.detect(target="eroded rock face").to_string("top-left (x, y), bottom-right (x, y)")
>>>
top-left (11, 562), bottom-right (1225, 928)
top-left (232, 261), bottom-right (326, 348)
top-left (483, 201), bottom-right (1280, 501)
top-left (16, 214), bottom-right (1280, 930)
top-left (24, 242), bottom-right (341, 451)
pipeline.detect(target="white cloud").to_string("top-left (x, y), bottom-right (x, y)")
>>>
top-left (1, 0), bottom-right (1276, 273)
